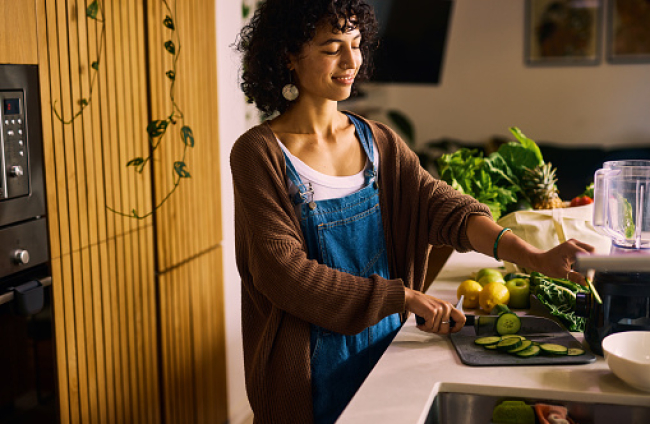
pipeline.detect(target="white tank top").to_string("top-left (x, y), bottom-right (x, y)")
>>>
top-left (277, 138), bottom-right (380, 204)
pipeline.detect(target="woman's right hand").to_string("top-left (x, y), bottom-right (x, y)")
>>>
top-left (405, 288), bottom-right (466, 334)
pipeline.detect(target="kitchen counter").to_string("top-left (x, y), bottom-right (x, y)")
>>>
top-left (338, 251), bottom-right (650, 424)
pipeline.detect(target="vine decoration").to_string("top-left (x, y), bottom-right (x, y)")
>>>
top-left (52, 0), bottom-right (194, 220)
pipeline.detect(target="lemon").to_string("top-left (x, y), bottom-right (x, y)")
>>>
top-left (457, 279), bottom-right (482, 309)
top-left (479, 282), bottom-right (510, 313)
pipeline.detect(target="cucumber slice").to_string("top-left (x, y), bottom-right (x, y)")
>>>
top-left (484, 344), bottom-right (499, 350)
top-left (567, 348), bottom-right (585, 356)
top-left (516, 345), bottom-right (540, 357)
top-left (496, 337), bottom-right (523, 351)
top-left (496, 312), bottom-right (522, 335)
top-left (508, 340), bottom-right (532, 354)
top-left (540, 343), bottom-right (569, 355)
top-left (474, 336), bottom-right (501, 346)
top-left (501, 334), bottom-right (526, 341)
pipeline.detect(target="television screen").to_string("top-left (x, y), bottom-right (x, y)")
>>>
top-left (366, 0), bottom-right (454, 84)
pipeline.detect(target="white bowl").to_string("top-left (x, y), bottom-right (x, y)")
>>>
top-left (602, 331), bottom-right (650, 392)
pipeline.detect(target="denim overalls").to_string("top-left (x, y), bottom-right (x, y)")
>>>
top-left (282, 113), bottom-right (402, 424)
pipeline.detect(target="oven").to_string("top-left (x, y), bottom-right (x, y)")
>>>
top-left (0, 64), bottom-right (58, 423)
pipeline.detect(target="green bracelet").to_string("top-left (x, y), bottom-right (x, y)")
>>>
top-left (493, 227), bottom-right (511, 262)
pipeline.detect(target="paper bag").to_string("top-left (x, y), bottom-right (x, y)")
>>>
top-left (496, 204), bottom-right (611, 273)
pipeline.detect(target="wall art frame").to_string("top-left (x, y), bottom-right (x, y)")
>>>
top-left (525, 0), bottom-right (603, 66)
top-left (606, 0), bottom-right (650, 63)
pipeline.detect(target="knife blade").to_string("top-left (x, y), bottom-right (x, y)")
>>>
top-left (417, 307), bottom-right (568, 339)
top-left (469, 314), bottom-right (568, 336)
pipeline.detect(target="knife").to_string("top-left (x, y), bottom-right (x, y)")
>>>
top-left (416, 295), bottom-right (567, 337)
top-left (466, 314), bottom-right (568, 337)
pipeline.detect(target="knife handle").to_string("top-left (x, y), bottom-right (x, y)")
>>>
top-left (415, 314), bottom-right (456, 327)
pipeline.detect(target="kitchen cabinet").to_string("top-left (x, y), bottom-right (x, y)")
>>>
top-left (1, 1), bottom-right (227, 422)
top-left (0, 0), bottom-right (38, 64)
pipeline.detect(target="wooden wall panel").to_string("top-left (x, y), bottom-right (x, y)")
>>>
top-left (30, 0), bottom-right (225, 422)
top-left (0, 0), bottom-right (38, 64)
top-left (159, 247), bottom-right (227, 423)
top-left (149, 1), bottom-right (227, 423)
top-left (148, 0), bottom-right (223, 271)
top-left (36, 0), bottom-right (159, 423)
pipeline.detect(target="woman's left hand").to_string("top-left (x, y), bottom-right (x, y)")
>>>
top-left (529, 238), bottom-right (595, 285)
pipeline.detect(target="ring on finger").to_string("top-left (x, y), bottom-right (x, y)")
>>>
top-left (441, 321), bottom-right (450, 324)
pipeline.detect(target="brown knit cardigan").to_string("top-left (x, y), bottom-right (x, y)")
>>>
top-left (230, 112), bottom-right (491, 423)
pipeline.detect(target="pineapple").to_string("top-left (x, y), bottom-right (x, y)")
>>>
top-left (522, 163), bottom-right (564, 209)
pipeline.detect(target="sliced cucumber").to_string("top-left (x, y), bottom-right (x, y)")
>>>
top-left (496, 312), bottom-right (522, 335)
top-left (567, 348), bottom-right (585, 356)
top-left (496, 337), bottom-right (523, 351)
top-left (508, 340), bottom-right (532, 354)
top-left (501, 334), bottom-right (526, 341)
top-left (474, 336), bottom-right (501, 346)
top-left (516, 345), bottom-right (540, 357)
top-left (484, 344), bottom-right (499, 350)
top-left (540, 343), bottom-right (569, 355)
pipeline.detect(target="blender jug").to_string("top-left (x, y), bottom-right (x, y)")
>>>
top-left (593, 162), bottom-right (650, 253)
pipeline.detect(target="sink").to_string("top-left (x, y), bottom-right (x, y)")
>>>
top-left (424, 391), bottom-right (650, 424)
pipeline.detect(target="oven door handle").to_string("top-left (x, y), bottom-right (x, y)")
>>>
top-left (0, 277), bottom-right (51, 314)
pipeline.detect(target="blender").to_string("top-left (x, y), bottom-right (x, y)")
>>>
top-left (575, 160), bottom-right (650, 355)
top-left (593, 160), bottom-right (650, 253)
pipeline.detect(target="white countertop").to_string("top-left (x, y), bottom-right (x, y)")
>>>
top-left (338, 251), bottom-right (650, 424)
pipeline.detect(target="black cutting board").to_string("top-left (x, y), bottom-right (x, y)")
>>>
top-left (449, 320), bottom-right (596, 367)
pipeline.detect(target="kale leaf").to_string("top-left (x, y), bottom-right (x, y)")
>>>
top-left (530, 272), bottom-right (589, 332)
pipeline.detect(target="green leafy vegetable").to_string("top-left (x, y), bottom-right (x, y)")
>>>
top-left (437, 127), bottom-right (545, 220)
top-left (437, 149), bottom-right (517, 219)
top-left (530, 272), bottom-right (589, 332)
top-left (508, 127), bottom-right (544, 167)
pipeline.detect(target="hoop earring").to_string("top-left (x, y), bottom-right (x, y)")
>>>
top-left (282, 72), bottom-right (299, 101)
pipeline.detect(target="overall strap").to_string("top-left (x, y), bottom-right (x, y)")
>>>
top-left (281, 149), bottom-right (313, 205)
top-left (344, 113), bottom-right (377, 186)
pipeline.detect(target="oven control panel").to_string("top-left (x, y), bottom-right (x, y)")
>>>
top-left (0, 91), bottom-right (29, 200)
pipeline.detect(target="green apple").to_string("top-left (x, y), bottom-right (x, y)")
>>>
top-left (476, 268), bottom-right (505, 287)
top-left (505, 278), bottom-right (531, 309)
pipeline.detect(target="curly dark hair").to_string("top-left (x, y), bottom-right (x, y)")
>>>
top-left (237, 0), bottom-right (379, 116)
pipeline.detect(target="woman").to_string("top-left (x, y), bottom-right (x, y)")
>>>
top-left (232, 1), bottom-right (594, 423)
